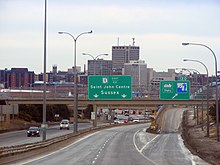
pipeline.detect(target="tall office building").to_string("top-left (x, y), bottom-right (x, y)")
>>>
top-left (124, 60), bottom-right (147, 93)
top-left (112, 45), bottom-right (139, 75)
top-left (88, 59), bottom-right (112, 75)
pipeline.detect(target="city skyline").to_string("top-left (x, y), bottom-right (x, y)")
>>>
top-left (0, 0), bottom-right (219, 75)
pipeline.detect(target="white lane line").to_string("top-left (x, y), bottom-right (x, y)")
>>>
top-left (139, 135), bottom-right (158, 153)
top-left (21, 131), bottom-right (101, 164)
top-left (133, 129), bottom-right (158, 165)
top-left (178, 134), bottom-right (197, 165)
top-left (91, 132), bottom-right (117, 165)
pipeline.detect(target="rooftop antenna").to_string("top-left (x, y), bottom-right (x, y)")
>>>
top-left (132, 38), bottom-right (135, 46)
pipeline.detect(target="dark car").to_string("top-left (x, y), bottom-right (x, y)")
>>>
top-left (27, 127), bottom-right (40, 137)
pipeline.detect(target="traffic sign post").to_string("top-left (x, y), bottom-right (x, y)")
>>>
top-left (159, 80), bottom-right (190, 100)
top-left (88, 76), bottom-right (132, 100)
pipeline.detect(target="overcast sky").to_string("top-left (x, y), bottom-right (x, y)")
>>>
top-left (0, 0), bottom-right (219, 75)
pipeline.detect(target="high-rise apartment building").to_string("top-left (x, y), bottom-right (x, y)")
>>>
top-left (112, 45), bottom-right (139, 74)
top-left (88, 59), bottom-right (112, 75)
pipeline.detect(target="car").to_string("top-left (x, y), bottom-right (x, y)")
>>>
top-left (114, 119), bottom-right (124, 124)
top-left (27, 127), bottom-right (40, 137)
top-left (116, 115), bottom-right (129, 123)
top-left (132, 118), bottom-right (140, 123)
top-left (60, 119), bottom-right (70, 130)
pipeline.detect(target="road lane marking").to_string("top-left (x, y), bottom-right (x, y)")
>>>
top-left (20, 131), bottom-right (101, 164)
top-left (133, 129), bottom-right (158, 165)
top-left (178, 134), bottom-right (197, 165)
top-left (139, 135), bottom-right (158, 153)
top-left (90, 131), bottom-right (118, 165)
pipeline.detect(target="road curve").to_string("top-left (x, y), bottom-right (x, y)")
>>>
top-left (19, 124), bottom-right (149, 165)
top-left (17, 114), bottom-right (209, 165)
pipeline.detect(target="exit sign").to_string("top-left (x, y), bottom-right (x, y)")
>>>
top-left (88, 76), bottom-right (132, 100)
top-left (160, 80), bottom-right (190, 100)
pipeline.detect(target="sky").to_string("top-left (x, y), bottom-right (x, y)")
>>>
top-left (0, 0), bottom-right (220, 75)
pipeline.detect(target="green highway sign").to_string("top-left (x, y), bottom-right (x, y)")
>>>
top-left (177, 75), bottom-right (189, 81)
top-left (160, 80), bottom-right (190, 100)
top-left (88, 76), bottom-right (132, 100)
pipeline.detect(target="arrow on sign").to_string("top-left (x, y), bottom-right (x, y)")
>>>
top-left (121, 94), bottom-right (127, 98)
top-left (172, 93), bottom-right (178, 99)
top-left (93, 94), bottom-right (99, 98)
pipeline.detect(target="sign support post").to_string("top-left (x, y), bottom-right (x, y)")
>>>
top-left (93, 104), bottom-right (97, 127)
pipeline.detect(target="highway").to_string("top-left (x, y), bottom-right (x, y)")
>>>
top-left (0, 122), bottom-right (105, 147)
top-left (16, 108), bottom-right (209, 165)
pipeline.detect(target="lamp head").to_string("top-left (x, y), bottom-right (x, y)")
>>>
top-left (58, 32), bottom-right (63, 34)
top-left (182, 43), bottom-right (189, 46)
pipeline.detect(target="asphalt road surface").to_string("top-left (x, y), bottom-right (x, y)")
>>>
top-left (18, 108), bottom-right (209, 165)
top-left (0, 122), bottom-right (104, 147)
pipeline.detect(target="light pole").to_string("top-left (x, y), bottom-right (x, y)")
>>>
top-left (176, 68), bottom-right (199, 98)
top-left (42, 0), bottom-right (47, 141)
top-left (190, 69), bottom-right (201, 126)
top-left (82, 53), bottom-right (108, 75)
top-left (176, 68), bottom-right (201, 122)
top-left (183, 59), bottom-right (209, 135)
top-left (82, 53), bottom-right (108, 127)
top-left (58, 30), bottom-right (92, 133)
top-left (182, 42), bottom-right (219, 141)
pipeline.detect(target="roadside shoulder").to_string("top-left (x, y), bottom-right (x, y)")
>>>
top-left (182, 110), bottom-right (220, 165)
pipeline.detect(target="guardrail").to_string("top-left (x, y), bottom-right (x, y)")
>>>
top-left (0, 126), bottom-right (105, 158)
top-left (1, 121), bottom-right (149, 165)
top-left (0, 121), bottom-right (148, 165)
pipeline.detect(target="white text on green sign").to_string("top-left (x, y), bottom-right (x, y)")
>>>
top-left (88, 76), bottom-right (132, 100)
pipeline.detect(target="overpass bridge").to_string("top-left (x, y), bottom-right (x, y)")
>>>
top-left (1, 98), bottom-right (215, 108)
top-left (0, 97), bottom-right (215, 124)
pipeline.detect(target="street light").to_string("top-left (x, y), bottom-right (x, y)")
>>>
top-left (176, 68), bottom-right (199, 93)
top-left (58, 30), bottom-right (92, 133)
top-left (82, 53), bottom-right (108, 127)
top-left (176, 67), bottom-right (201, 123)
top-left (183, 59), bottom-right (209, 133)
top-left (42, 0), bottom-right (47, 141)
top-left (82, 53), bottom-right (108, 75)
top-left (182, 42), bottom-right (219, 141)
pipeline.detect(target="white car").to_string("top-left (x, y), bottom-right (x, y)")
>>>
top-left (60, 119), bottom-right (70, 130)
top-left (114, 119), bottom-right (124, 124)
top-left (132, 118), bottom-right (140, 123)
